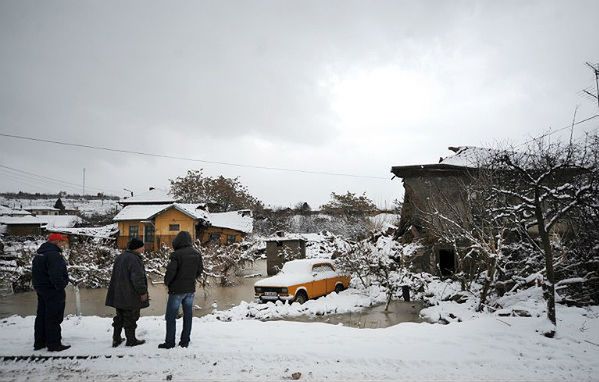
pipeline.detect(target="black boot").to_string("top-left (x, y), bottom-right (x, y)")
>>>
top-left (48, 344), bottom-right (71, 352)
top-left (125, 328), bottom-right (145, 347)
top-left (112, 326), bottom-right (124, 348)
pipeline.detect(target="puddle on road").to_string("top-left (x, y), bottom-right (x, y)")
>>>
top-left (0, 260), bottom-right (269, 319)
top-left (0, 259), bottom-right (424, 328)
top-left (279, 300), bottom-right (424, 328)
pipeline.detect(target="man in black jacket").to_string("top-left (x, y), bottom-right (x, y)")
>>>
top-left (105, 238), bottom-right (149, 347)
top-left (32, 233), bottom-right (71, 352)
top-left (158, 231), bottom-right (203, 349)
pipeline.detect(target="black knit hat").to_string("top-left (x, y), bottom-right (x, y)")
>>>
top-left (127, 238), bottom-right (144, 251)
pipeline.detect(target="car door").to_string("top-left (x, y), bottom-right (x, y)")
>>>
top-left (322, 264), bottom-right (339, 293)
top-left (310, 264), bottom-right (328, 297)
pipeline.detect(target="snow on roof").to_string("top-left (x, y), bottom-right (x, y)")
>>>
top-left (0, 216), bottom-right (43, 225)
top-left (0, 205), bottom-right (31, 216)
top-left (438, 146), bottom-right (503, 168)
top-left (113, 204), bottom-right (170, 221)
top-left (208, 210), bottom-right (253, 234)
top-left (113, 203), bottom-right (208, 222)
top-left (119, 188), bottom-right (176, 205)
top-left (173, 203), bottom-right (209, 220)
top-left (113, 203), bottom-right (252, 233)
top-left (47, 223), bottom-right (118, 239)
top-left (36, 215), bottom-right (83, 228)
top-left (265, 232), bottom-right (307, 242)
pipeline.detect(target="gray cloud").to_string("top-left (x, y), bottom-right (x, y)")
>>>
top-left (1, 0), bottom-right (598, 207)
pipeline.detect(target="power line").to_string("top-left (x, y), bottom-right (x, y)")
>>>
top-left (0, 132), bottom-right (391, 180)
top-left (0, 170), bottom-right (57, 193)
top-left (0, 168), bottom-right (81, 193)
top-left (0, 163), bottom-right (121, 194)
top-left (515, 113), bottom-right (599, 148)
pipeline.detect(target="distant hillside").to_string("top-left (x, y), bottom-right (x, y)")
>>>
top-left (0, 192), bottom-right (119, 200)
top-left (0, 195), bottom-right (120, 218)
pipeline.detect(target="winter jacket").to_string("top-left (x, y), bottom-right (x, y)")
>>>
top-left (105, 250), bottom-right (149, 310)
top-left (32, 242), bottom-right (69, 290)
top-left (164, 231), bottom-right (203, 294)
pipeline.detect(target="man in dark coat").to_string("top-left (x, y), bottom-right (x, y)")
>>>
top-left (105, 238), bottom-right (149, 347)
top-left (158, 231), bottom-right (203, 349)
top-left (32, 233), bottom-right (71, 352)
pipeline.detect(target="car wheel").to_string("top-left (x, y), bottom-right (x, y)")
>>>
top-left (294, 290), bottom-right (308, 304)
top-left (334, 284), bottom-right (344, 293)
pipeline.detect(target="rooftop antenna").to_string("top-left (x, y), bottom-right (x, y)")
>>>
top-left (583, 62), bottom-right (599, 109)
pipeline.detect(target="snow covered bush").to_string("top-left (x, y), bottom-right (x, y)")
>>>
top-left (335, 229), bottom-right (426, 310)
top-left (66, 242), bottom-right (119, 288)
top-left (199, 242), bottom-right (254, 286)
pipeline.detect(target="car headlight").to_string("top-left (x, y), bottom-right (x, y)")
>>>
top-left (281, 288), bottom-right (288, 293)
top-left (255, 287), bottom-right (262, 293)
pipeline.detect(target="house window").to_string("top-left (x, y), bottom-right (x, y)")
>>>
top-left (144, 224), bottom-right (155, 243)
top-left (129, 225), bottom-right (139, 239)
top-left (169, 224), bottom-right (180, 231)
top-left (227, 235), bottom-right (236, 244)
top-left (209, 233), bottom-right (221, 243)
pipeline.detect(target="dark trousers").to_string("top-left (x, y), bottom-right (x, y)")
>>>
top-left (165, 292), bottom-right (194, 346)
top-left (34, 288), bottom-right (66, 348)
top-left (113, 308), bottom-right (140, 331)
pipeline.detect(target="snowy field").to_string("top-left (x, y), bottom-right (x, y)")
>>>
top-left (0, 298), bottom-right (597, 381)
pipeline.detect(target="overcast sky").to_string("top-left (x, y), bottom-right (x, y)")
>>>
top-left (0, 0), bottom-right (598, 208)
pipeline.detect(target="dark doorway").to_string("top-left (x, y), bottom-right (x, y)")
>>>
top-left (439, 249), bottom-right (455, 277)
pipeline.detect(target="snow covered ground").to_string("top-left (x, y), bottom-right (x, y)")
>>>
top-left (202, 286), bottom-right (389, 322)
top-left (0, 301), bottom-right (597, 381)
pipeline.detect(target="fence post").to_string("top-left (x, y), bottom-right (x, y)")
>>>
top-left (73, 284), bottom-right (82, 317)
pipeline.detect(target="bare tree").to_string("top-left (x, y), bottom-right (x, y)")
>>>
top-left (419, 167), bottom-right (511, 311)
top-left (487, 132), bottom-right (598, 334)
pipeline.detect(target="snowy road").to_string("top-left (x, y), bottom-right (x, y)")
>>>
top-left (1, 305), bottom-right (598, 381)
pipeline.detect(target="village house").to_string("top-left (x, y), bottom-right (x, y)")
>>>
top-left (23, 206), bottom-right (60, 216)
top-left (0, 205), bottom-right (32, 217)
top-left (112, 189), bottom-right (254, 251)
top-left (0, 211), bottom-right (82, 237)
top-left (0, 216), bottom-right (44, 236)
top-left (391, 145), bottom-right (583, 277)
top-left (390, 146), bottom-right (497, 276)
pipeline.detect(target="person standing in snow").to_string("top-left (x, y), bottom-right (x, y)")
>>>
top-left (158, 231), bottom-right (203, 349)
top-left (32, 233), bottom-right (71, 352)
top-left (105, 238), bottom-right (149, 347)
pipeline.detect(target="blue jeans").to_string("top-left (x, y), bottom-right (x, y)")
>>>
top-left (165, 293), bottom-right (194, 346)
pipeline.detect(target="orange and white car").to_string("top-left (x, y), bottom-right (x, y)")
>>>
top-left (254, 259), bottom-right (350, 303)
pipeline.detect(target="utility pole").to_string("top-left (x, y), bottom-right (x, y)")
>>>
top-left (583, 62), bottom-right (599, 109)
top-left (82, 168), bottom-right (86, 195)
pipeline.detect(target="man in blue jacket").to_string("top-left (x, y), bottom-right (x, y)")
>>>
top-left (158, 231), bottom-right (203, 349)
top-left (32, 233), bottom-right (70, 352)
